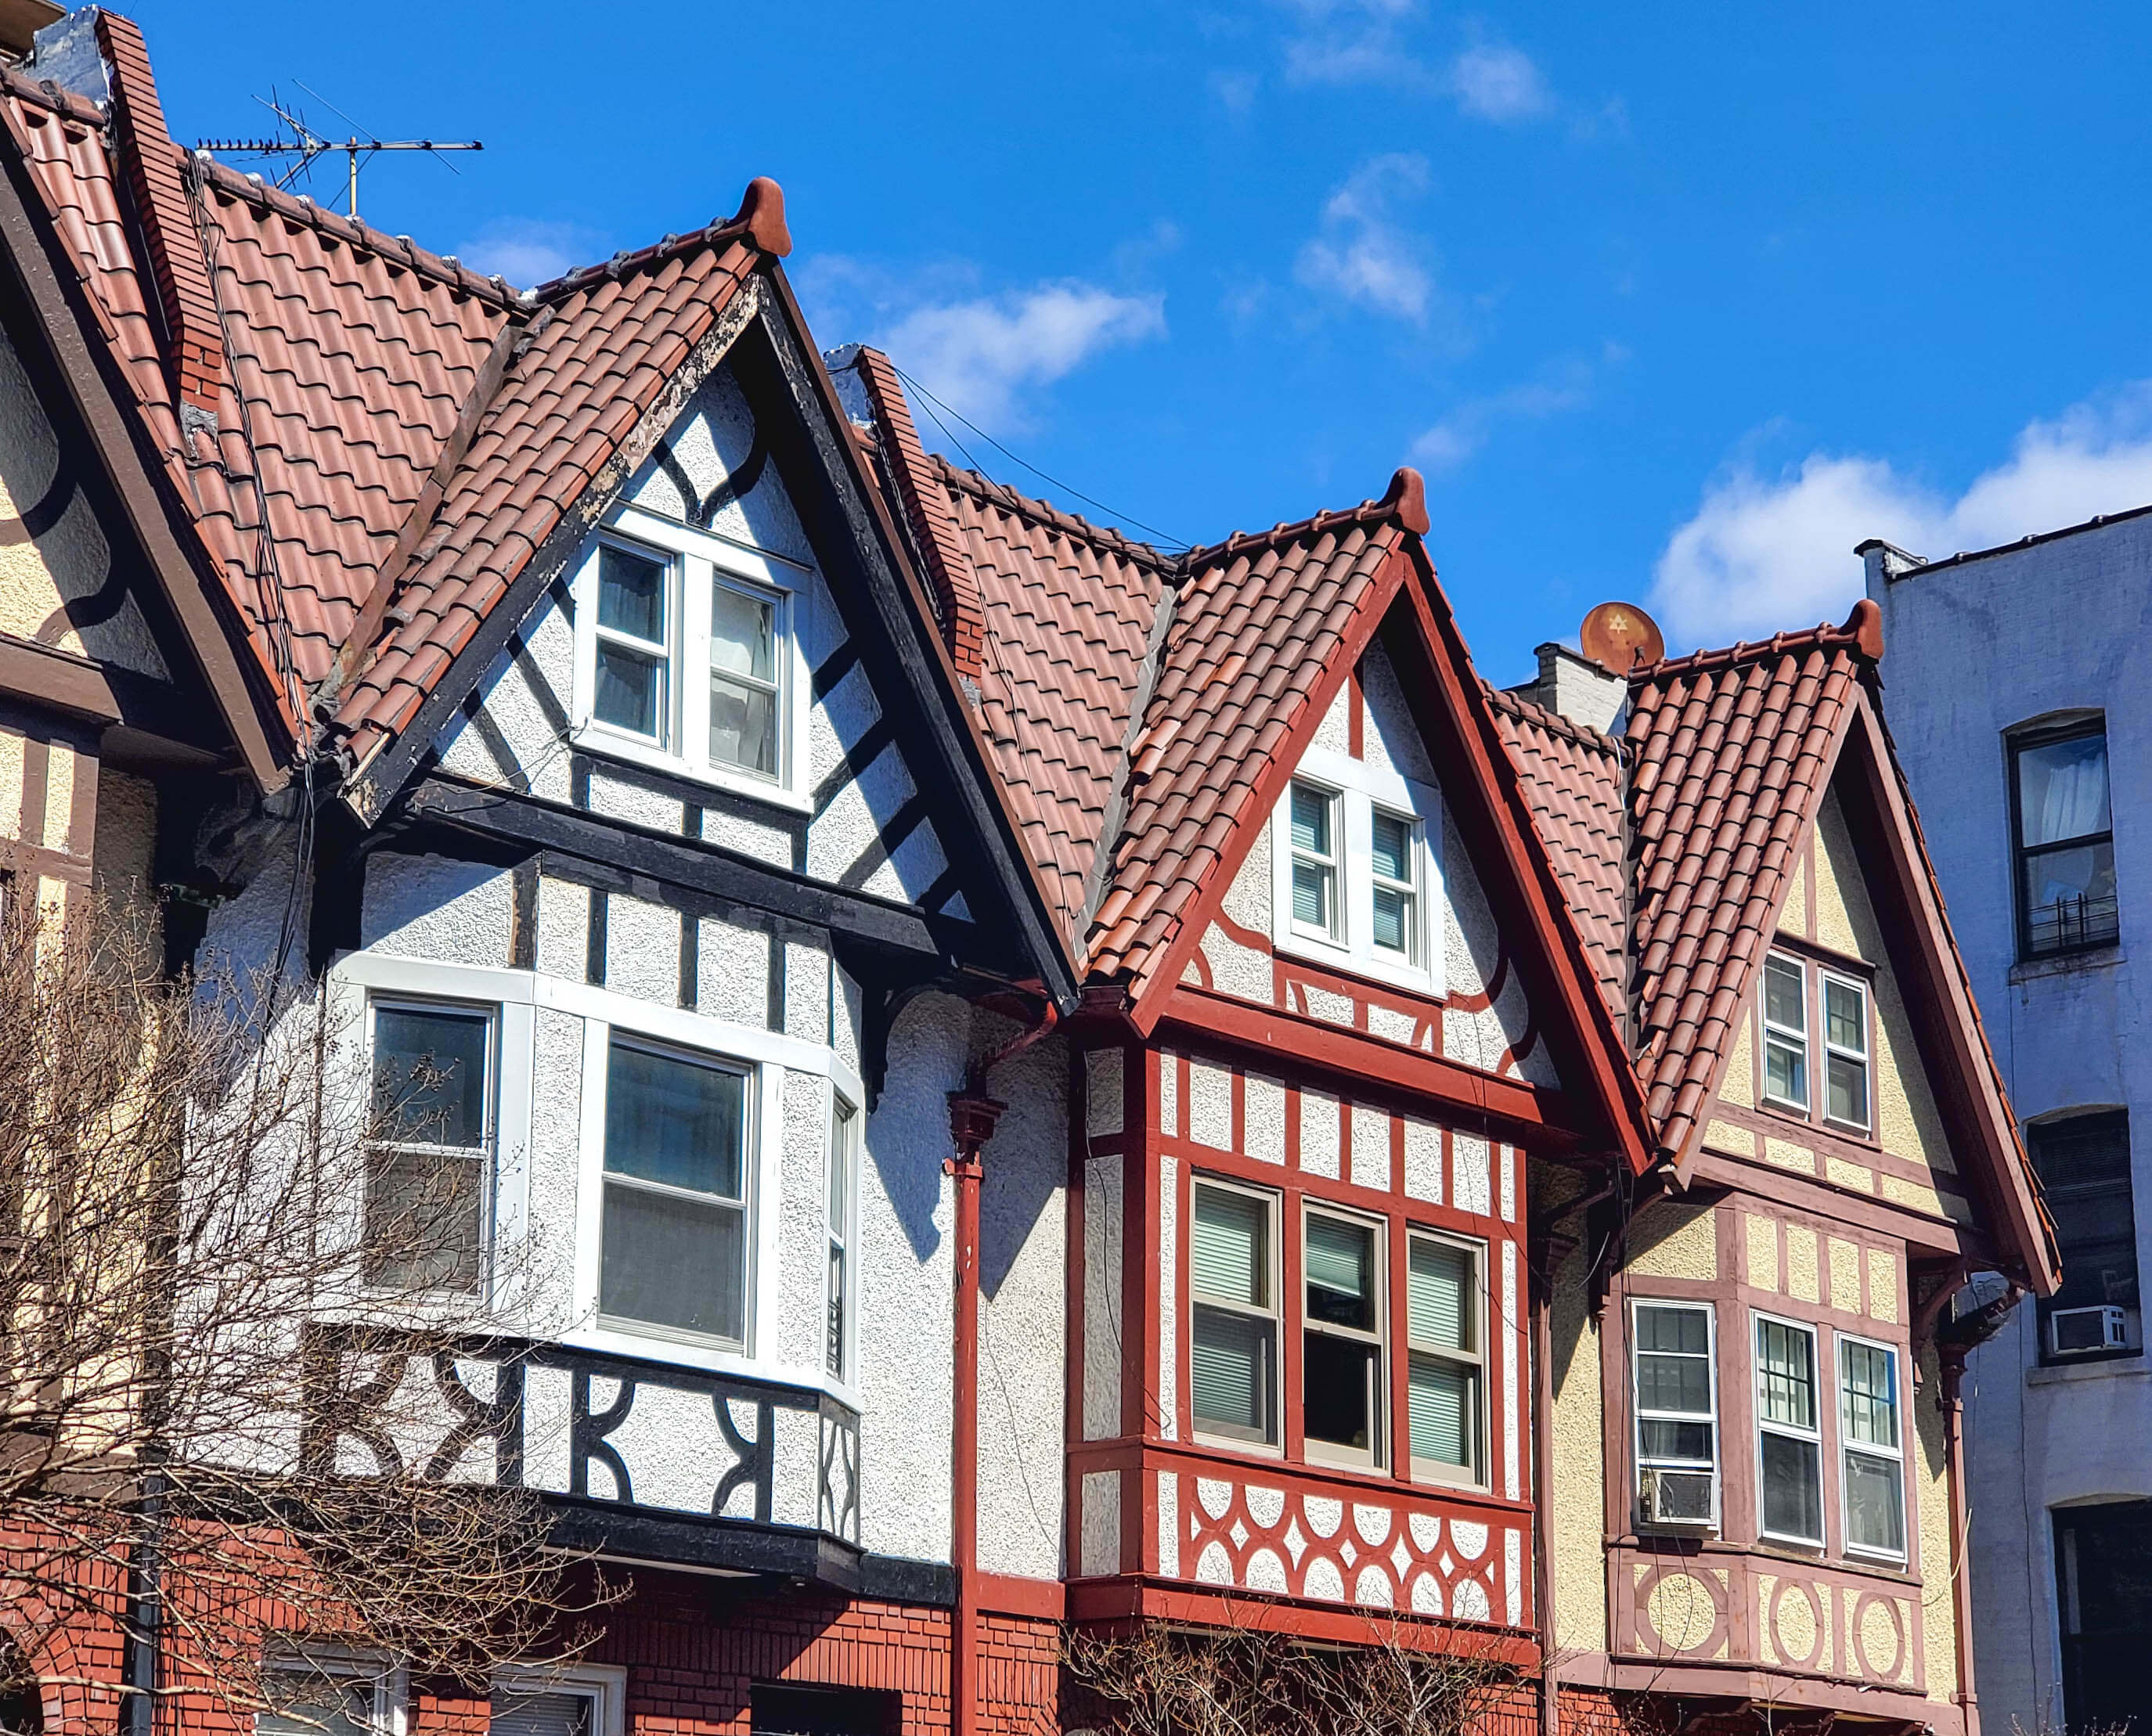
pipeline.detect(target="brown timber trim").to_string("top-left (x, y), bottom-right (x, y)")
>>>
top-left (1602, 1659), bottom-right (1961, 1733)
top-left (1689, 1150), bottom-right (1989, 1262)
top-left (0, 630), bottom-right (117, 722)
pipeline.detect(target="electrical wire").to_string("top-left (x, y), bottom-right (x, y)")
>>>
top-left (887, 362), bottom-right (1191, 553)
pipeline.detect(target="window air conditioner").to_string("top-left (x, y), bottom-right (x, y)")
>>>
top-left (2049, 1305), bottom-right (2129, 1356)
top-left (1638, 1467), bottom-right (1716, 1527)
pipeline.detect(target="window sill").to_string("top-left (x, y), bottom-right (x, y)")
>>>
top-left (572, 725), bottom-right (813, 816)
top-left (2010, 945), bottom-right (2125, 986)
top-left (1272, 930), bottom-right (1440, 1003)
top-left (2027, 1354), bottom-right (2150, 1388)
top-left (1750, 1097), bottom-right (1884, 1155)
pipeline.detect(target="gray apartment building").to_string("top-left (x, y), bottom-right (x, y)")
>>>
top-left (1868, 513), bottom-right (2152, 1734)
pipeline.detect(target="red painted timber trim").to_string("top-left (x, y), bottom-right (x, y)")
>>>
top-left (1067, 1578), bottom-right (1539, 1665)
top-left (975, 1571), bottom-right (1066, 1621)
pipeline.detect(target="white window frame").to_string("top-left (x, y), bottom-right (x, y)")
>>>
top-left (827, 1089), bottom-right (859, 1382)
top-left (258, 1650), bottom-right (406, 1736)
top-left (1837, 1331), bottom-right (1907, 1562)
top-left (362, 995), bottom-right (499, 1296)
top-left (1820, 969), bottom-right (1872, 1133)
top-left (1406, 1226), bottom-right (1486, 1489)
top-left (1286, 779), bottom-right (1343, 945)
top-left (1760, 952), bottom-right (1811, 1115)
top-left (490, 1662), bottom-right (626, 1736)
top-left (1299, 1201), bottom-right (1389, 1471)
top-left (1188, 1176), bottom-right (1283, 1453)
top-left (1369, 804), bottom-right (1423, 967)
top-left (1272, 743), bottom-right (1444, 997)
top-left (571, 504), bottom-right (814, 813)
top-left (1630, 1298), bottom-right (1719, 1529)
top-left (1753, 1310), bottom-right (1826, 1548)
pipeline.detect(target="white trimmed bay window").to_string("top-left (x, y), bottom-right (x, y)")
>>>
top-left (1190, 1180), bottom-right (1281, 1447)
top-left (1839, 1335), bottom-right (1905, 1558)
top-left (1274, 744), bottom-right (1443, 995)
top-left (573, 510), bottom-right (809, 803)
top-left (1408, 1231), bottom-right (1483, 1486)
top-left (1755, 1313), bottom-right (1825, 1546)
top-left (1632, 1300), bottom-right (1718, 1527)
top-left (364, 999), bottom-right (495, 1293)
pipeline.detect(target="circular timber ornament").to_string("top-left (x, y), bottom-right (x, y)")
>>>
top-left (1579, 600), bottom-right (1665, 673)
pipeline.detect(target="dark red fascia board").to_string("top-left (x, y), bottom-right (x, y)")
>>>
top-left (1155, 981), bottom-right (1584, 1153)
top-left (1065, 1578), bottom-right (1539, 1663)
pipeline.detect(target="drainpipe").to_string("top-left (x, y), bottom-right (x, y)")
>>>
top-left (1529, 1235), bottom-right (1564, 1736)
top-left (1939, 1343), bottom-right (1979, 1736)
top-left (944, 996), bottom-right (1058, 1736)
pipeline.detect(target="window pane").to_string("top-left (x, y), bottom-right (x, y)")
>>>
top-left (1825, 979), bottom-right (1864, 1052)
top-left (598, 544), bottom-right (665, 643)
top-left (363, 1150), bottom-right (481, 1291)
top-left (1636, 1304), bottom-right (1709, 1357)
top-left (1305, 1215), bottom-right (1374, 1331)
top-left (1764, 956), bottom-right (1805, 1031)
top-left (491, 1691), bottom-right (593, 1736)
top-left (1844, 1451), bottom-right (1905, 1554)
top-left (710, 581), bottom-right (776, 682)
top-left (1292, 860), bottom-right (1334, 931)
top-left (2033, 1113), bottom-right (2141, 1314)
top-left (1409, 1352), bottom-right (1473, 1468)
top-left (1303, 1329), bottom-right (1376, 1453)
top-left (595, 641), bottom-right (662, 737)
top-left (2024, 841), bottom-right (2120, 953)
top-left (710, 673), bottom-right (778, 775)
top-left (829, 1102), bottom-right (853, 1237)
top-left (1757, 1320), bottom-right (1816, 1430)
top-left (600, 1181), bottom-right (746, 1340)
top-left (827, 1241), bottom-right (846, 1378)
top-left (1764, 1036), bottom-right (1807, 1106)
top-left (1827, 1053), bottom-right (1869, 1126)
top-left (1191, 1187), bottom-right (1267, 1307)
top-left (1637, 1352), bottom-right (1711, 1417)
top-left (1372, 812), bottom-right (1413, 884)
top-left (259, 1673), bottom-right (374, 1736)
top-left (1290, 783), bottom-right (1331, 855)
top-left (1372, 886), bottom-right (1411, 955)
top-left (373, 1006), bottom-right (488, 1147)
top-left (1639, 1417), bottom-right (1714, 1461)
top-left (1409, 1240), bottom-right (1473, 1353)
top-left (2019, 732), bottom-right (2111, 848)
top-left (1841, 1342), bottom-right (1899, 1448)
top-left (1191, 1304), bottom-right (1273, 1437)
top-left (604, 1042), bottom-right (746, 1200)
top-left (1760, 1430), bottom-right (1822, 1540)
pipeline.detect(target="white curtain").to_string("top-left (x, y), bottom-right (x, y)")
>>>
top-left (2028, 738), bottom-right (2110, 845)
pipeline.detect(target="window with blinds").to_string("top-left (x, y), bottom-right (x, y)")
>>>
top-left (1303, 1209), bottom-right (1386, 1468)
top-left (257, 1662), bottom-right (385, 1736)
top-left (491, 1691), bottom-right (595, 1736)
top-left (1190, 1182), bottom-right (1279, 1446)
top-left (1407, 1232), bottom-right (1483, 1484)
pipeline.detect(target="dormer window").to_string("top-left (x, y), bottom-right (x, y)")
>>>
top-left (1274, 748), bottom-right (1442, 996)
top-left (1759, 950), bottom-right (1873, 1134)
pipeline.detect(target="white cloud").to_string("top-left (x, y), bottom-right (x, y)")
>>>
top-left (874, 284), bottom-right (1165, 430)
top-left (1447, 44), bottom-right (1551, 122)
top-left (1412, 346), bottom-right (1620, 471)
top-left (1651, 384), bottom-right (2152, 649)
top-left (452, 218), bottom-right (603, 289)
top-left (1294, 154), bottom-right (1436, 324)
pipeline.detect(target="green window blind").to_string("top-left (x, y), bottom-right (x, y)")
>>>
top-left (1409, 1238), bottom-right (1473, 1352)
top-left (1191, 1306), bottom-right (1272, 1434)
top-left (1409, 1354), bottom-right (1472, 1468)
top-left (1192, 1187), bottom-right (1266, 1306)
top-left (1305, 1215), bottom-right (1369, 1298)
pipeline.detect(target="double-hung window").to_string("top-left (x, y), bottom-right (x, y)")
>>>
top-left (1755, 1314), bottom-right (1824, 1546)
top-left (1289, 783), bottom-right (1341, 941)
top-left (1839, 1336), bottom-right (1905, 1558)
top-left (1632, 1301), bottom-right (1718, 1526)
top-left (599, 1036), bottom-right (752, 1346)
top-left (827, 1097), bottom-right (857, 1380)
top-left (579, 524), bottom-right (796, 792)
top-left (1761, 954), bottom-right (1809, 1112)
top-left (365, 1000), bottom-right (494, 1293)
top-left (258, 1656), bottom-right (394, 1736)
top-left (2011, 721), bottom-right (2118, 958)
top-left (1302, 1208), bottom-right (1385, 1468)
top-left (1821, 972), bottom-right (1870, 1130)
top-left (1189, 1181), bottom-right (1279, 1446)
top-left (1370, 809), bottom-right (1422, 964)
top-left (1274, 747), bottom-right (1442, 994)
top-left (2033, 1110), bottom-right (2140, 1359)
top-left (1407, 1232), bottom-right (1482, 1484)
top-left (491, 1665), bottom-right (625, 1736)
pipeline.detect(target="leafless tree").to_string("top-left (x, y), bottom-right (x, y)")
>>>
top-left (0, 895), bottom-right (610, 1728)
top-left (1062, 1607), bottom-right (1522, 1736)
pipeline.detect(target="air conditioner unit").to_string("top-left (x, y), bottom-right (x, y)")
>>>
top-left (2050, 1305), bottom-right (2129, 1356)
top-left (1638, 1466), bottom-right (1716, 1527)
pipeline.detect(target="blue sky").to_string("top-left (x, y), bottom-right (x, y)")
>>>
top-left (135, 2), bottom-right (2152, 680)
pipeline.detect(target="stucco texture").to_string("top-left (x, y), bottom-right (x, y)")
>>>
top-left (1541, 1163), bottom-right (1610, 1657)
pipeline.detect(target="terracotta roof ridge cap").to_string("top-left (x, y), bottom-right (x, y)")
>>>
top-left (0, 63), bottom-right (106, 128)
top-left (1184, 466), bottom-right (1428, 567)
top-left (1631, 597), bottom-right (1884, 686)
top-left (187, 150), bottom-right (521, 308)
top-left (524, 175), bottom-right (789, 306)
top-left (928, 451), bottom-right (1174, 572)
top-left (1480, 676), bottom-right (1623, 755)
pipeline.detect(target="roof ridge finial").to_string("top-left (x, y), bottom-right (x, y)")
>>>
top-left (730, 176), bottom-right (791, 258)
top-left (1380, 465), bottom-right (1429, 535)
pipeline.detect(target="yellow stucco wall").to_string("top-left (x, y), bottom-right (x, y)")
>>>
top-left (92, 765), bottom-right (157, 912)
top-left (1914, 1340), bottom-right (1956, 1704)
top-left (1628, 1195), bottom-right (1718, 1281)
top-left (1541, 1162), bottom-right (1610, 1658)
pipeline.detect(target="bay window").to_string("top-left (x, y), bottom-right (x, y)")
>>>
top-left (1408, 1232), bottom-right (1483, 1484)
top-left (1190, 1181), bottom-right (1279, 1446)
top-left (1302, 1208), bottom-right (1385, 1468)
top-left (1839, 1335), bottom-right (1905, 1558)
top-left (1632, 1301), bottom-right (1718, 1527)
top-left (1755, 1314), bottom-right (1824, 1545)
top-left (365, 999), bottom-right (494, 1292)
top-left (599, 1036), bottom-right (752, 1345)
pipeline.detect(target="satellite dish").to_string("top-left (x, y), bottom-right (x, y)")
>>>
top-left (1579, 600), bottom-right (1664, 673)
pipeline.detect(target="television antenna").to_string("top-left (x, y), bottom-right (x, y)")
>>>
top-left (196, 83), bottom-right (481, 221)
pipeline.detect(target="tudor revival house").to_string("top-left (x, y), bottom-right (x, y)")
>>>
top-left (0, 9), bottom-right (2058, 1736)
